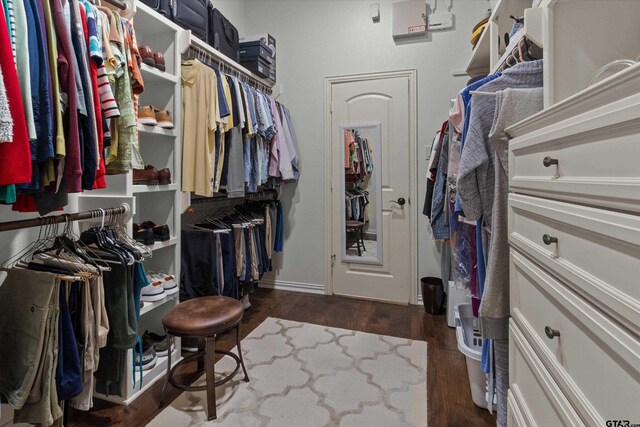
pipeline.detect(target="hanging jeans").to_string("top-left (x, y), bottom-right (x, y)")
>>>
top-left (219, 232), bottom-right (239, 299)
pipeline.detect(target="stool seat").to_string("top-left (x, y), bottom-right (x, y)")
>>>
top-left (345, 220), bottom-right (365, 228)
top-left (162, 296), bottom-right (244, 337)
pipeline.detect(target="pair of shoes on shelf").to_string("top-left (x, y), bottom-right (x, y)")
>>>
top-left (134, 339), bottom-right (157, 371)
top-left (138, 105), bottom-right (174, 129)
top-left (142, 331), bottom-right (175, 357)
top-left (133, 165), bottom-right (171, 185)
top-left (181, 337), bottom-right (200, 353)
top-left (139, 45), bottom-right (166, 72)
top-left (134, 221), bottom-right (171, 244)
top-left (141, 271), bottom-right (177, 302)
top-left (133, 223), bottom-right (155, 245)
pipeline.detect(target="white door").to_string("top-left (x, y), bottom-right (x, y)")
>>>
top-left (326, 71), bottom-right (417, 304)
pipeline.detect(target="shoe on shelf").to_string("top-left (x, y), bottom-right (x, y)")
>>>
top-left (142, 331), bottom-right (175, 357)
top-left (138, 105), bottom-right (158, 126)
top-left (140, 221), bottom-right (171, 242)
top-left (181, 336), bottom-right (201, 353)
top-left (153, 51), bottom-right (166, 72)
top-left (157, 168), bottom-right (171, 185)
top-left (133, 223), bottom-right (154, 245)
top-left (153, 108), bottom-right (174, 129)
top-left (133, 165), bottom-right (159, 185)
top-left (139, 45), bottom-right (156, 68)
top-left (135, 339), bottom-right (157, 371)
top-left (141, 279), bottom-right (166, 302)
top-left (149, 271), bottom-right (178, 296)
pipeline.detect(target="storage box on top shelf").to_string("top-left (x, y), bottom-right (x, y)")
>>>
top-left (241, 33), bottom-right (276, 83)
top-left (240, 33), bottom-right (276, 60)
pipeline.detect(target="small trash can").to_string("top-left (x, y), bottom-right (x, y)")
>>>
top-left (421, 277), bottom-right (446, 314)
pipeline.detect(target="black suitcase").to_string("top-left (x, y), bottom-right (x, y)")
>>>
top-left (209, 8), bottom-right (240, 62)
top-left (239, 41), bottom-right (273, 64)
top-left (140, 0), bottom-right (208, 42)
top-left (172, 0), bottom-right (209, 42)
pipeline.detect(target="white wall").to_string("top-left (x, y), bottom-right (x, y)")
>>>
top-left (245, 0), bottom-right (492, 292)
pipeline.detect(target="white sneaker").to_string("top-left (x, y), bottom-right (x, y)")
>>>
top-left (157, 272), bottom-right (179, 296)
top-left (241, 294), bottom-right (251, 309)
top-left (141, 280), bottom-right (166, 302)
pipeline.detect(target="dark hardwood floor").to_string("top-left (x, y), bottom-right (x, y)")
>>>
top-left (68, 288), bottom-right (496, 426)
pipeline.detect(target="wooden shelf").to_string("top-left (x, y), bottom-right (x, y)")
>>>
top-left (133, 183), bottom-right (179, 193)
top-left (140, 292), bottom-right (179, 316)
top-left (137, 123), bottom-right (177, 137)
top-left (140, 63), bottom-right (179, 85)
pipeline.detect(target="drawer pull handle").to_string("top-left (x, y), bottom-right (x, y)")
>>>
top-left (542, 234), bottom-right (558, 245)
top-left (543, 156), bottom-right (559, 167)
top-left (545, 326), bottom-right (561, 340)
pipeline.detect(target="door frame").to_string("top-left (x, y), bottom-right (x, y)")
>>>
top-left (323, 69), bottom-right (419, 305)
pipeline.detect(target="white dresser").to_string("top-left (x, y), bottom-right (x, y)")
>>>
top-left (505, 63), bottom-right (640, 426)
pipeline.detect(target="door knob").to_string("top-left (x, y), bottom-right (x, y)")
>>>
top-left (545, 326), bottom-right (560, 340)
top-left (543, 156), bottom-right (559, 167)
top-left (391, 197), bottom-right (406, 206)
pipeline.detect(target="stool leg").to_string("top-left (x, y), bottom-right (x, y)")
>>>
top-left (160, 332), bottom-right (173, 408)
top-left (204, 336), bottom-right (217, 421)
top-left (235, 324), bottom-right (250, 382)
top-left (361, 229), bottom-right (366, 252)
top-left (197, 337), bottom-right (205, 372)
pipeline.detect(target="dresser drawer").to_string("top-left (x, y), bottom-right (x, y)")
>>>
top-left (509, 193), bottom-right (640, 336)
top-left (509, 92), bottom-right (640, 214)
top-left (509, 321), bottom-right (584, 427)
top-left (510, 250), bottom-right (640, 425)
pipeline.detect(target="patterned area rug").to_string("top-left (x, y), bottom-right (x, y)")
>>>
top-left (149, 317), bottom-right (427, 426)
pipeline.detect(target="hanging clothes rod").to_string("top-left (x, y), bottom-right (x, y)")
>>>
top-left (189, 189), bottom-right (279, 205)
top-left (0, 204), bottom-right (131, 233)
top-left (102, 0), bottom-right (128, 10)
top-left (184, 45), bottom-right (273, 94)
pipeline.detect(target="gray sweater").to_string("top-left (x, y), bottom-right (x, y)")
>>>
top-left (457, 60), bottom-right (543, 227)
top-left (481, 88), bottom-right (544, 340)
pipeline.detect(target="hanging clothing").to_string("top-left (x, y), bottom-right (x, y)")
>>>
top-left (0, 4), bottom-right (32, 187)
top-left (181, 60), bottom-right (220, 197)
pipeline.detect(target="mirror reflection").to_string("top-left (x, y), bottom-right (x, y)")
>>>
top-left (343, 126), bottom-right (381, 263)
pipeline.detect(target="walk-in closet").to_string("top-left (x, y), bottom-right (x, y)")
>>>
top-left (1, 0), bottom-right (638, 426)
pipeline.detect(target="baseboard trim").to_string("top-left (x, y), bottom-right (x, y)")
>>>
top-left (416, 294), bottom-right (423, 305)
top-left (259, 280), bottom-right (325, 295)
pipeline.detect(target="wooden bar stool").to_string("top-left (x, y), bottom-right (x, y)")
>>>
top-left (160, 296), bottom-right (250, 420)
top-left (346, 220), bottom-right (366, 256)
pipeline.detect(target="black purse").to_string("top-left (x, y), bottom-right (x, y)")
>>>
top-left (209, 8), bottom-right (239, 62)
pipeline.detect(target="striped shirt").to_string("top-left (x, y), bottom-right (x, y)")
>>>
top-left (97, 65), bottom-right (120, 118)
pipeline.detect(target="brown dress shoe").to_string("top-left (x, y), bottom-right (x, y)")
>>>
top-left (153, 51), bottom-right (166, 72)
top-left (139, 45), bottom-right (155, 67)
top-left (138, 105), bottom-right (158, 126)
top-left (154, 108), bottom-right (174, 129)
top-left (133, 165), bottom-right (159, 185)
top-left (157, 168), bottom-right (171, 185)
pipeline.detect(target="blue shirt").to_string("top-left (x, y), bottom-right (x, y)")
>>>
top-left (454, 73), bottom-right (501, 216)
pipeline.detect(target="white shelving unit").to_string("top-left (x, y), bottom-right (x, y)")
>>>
top-left (466, 0), bottom-right (536, 75)
top-left (77, 1), bottom-right (184, 405)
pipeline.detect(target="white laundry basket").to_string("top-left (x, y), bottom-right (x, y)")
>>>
top-left (447, 280), bottom-right (471, 327)
top-left (454, 303), bottom-right (495, 410)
